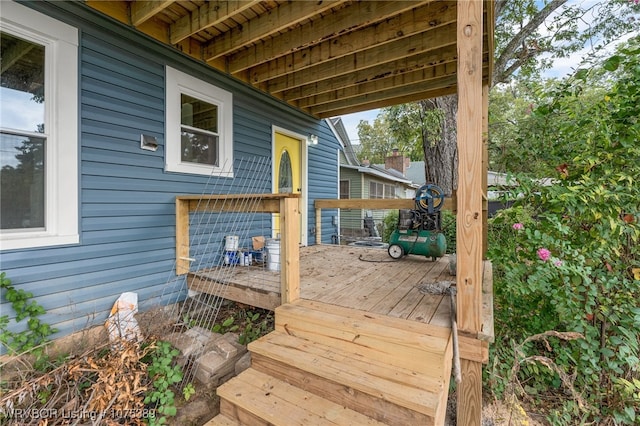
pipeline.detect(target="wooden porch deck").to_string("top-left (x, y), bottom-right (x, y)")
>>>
top-left (188, 244), bottom-right (456, 329)
top-left (194, 244), bottom-right (491, 425)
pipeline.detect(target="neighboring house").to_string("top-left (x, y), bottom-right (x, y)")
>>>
top-left (329, 118), bottom-right (415, 241)
top-left (0, 1), bottom-right (341, 341)
top-left (404, 161), bottom-right (518, 216)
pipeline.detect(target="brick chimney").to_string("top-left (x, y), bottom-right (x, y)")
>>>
top-left (385, 148), bottom-right (407, 175)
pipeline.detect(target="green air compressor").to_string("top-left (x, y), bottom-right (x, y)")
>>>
top-left (387, 183), bottom-right (447, 260)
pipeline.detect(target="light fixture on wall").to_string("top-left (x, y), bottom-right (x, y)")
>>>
top-left (141, 134), bottom-right (158, 151)
top-left (307, 134), bottom-right (318, 146)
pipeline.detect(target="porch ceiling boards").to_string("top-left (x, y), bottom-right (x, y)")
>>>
top-left (85, 0), bottom-right (494, 118)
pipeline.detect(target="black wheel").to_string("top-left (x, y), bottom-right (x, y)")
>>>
top-left (388, 244), bottom-right (404, 259)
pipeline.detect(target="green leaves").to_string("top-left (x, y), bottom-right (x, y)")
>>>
top-left (0, 272), bottom-right (57, 359)
top-left (603, 55), bottom-right (621, 72)
top-left (488, 36), bottom-right (640, 424)
top-left (144, 340), bottom-right (183, 426)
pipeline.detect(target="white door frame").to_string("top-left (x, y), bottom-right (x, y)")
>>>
top-left (271, 126), bottom-right (308, 246)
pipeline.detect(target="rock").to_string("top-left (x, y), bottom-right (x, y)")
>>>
top-left (235, 352), bottom-right (252, 375)
top-left (194, 332), bottom-right (247, 386)
top-left (165, 326), bottom-right (215, 367)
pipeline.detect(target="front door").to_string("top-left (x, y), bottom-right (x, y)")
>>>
top-left (273, 130), bottom-right (305, 244)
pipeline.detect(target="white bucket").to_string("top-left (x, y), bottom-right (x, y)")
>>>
top-left (266, 239), bottom-right (280, 272)
top-left (225, 236), bottom-right (239, 251)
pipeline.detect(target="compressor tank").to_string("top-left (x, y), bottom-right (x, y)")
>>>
top-left (387, 228), bottom-right (447, 259)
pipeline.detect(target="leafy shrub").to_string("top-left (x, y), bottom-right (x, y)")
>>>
top-left (382, 210), bottom-right (398, 243)
top-left (440, 209), bottom-right (456, 254)
top-left (144, 341), bottom-right (183, 425)
top-left (487, 42), bottom-right (640, 424)
top-left (0, 272), bottom-right (57, 369)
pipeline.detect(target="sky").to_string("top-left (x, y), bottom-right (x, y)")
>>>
top-left (0, 88), bottom-right (44, 168)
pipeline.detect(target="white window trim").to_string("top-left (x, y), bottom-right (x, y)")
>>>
top-left (0, 2), bottom-right (79, 251)
top-left (165, 66), bottom-right (233, 176)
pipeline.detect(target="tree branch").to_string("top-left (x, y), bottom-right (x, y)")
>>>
top-left (493, 0), bottom-right (568, 84)
top-left (497, 49), bottom-right (542, 83)
top-left (495, 0), bottom-right (508, 19)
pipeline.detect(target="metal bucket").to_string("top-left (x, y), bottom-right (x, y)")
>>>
top-left (266, 239), bottom-right (280, 271)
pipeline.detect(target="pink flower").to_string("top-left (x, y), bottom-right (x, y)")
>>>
top-left (512, 223), bottom-right (524, 230)
top-left (537, 248), bottom-right (551, 262)
top-left (554, 260), bottom-right (563, 267)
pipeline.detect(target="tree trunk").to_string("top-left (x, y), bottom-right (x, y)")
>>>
top-left (420, 94), bottom-right (458, 195)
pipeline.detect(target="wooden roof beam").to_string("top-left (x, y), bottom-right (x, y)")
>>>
top-left (234, 1), bottom-right (456, 78)
top-left (227, 1), bottom-right (437, 74)
top-left (314, 85), bottom-right (458, 118)
top-left (281, 45), bottom-right (458, 101)
top-left (297, 62), bottom-right (459, 109)
top-left (309, 74), bottom-right (459, 116)
top-left (253, 21), bottom-right (458, 86)
top-left (170, 0), bottom-right (261, 44)
top-left (131, 0), bottom-right (175, 27)
top-left (203, 0), bottom-right (344, 61)
top-left (264, 26), bottom-right (458, 94)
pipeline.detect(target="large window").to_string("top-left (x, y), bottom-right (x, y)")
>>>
top-left (165, 67), bottom-right (233, 176)
top-left (0, 2), bottom-right (78, 250)
top-left (369, 182), bottom-right (396, 199)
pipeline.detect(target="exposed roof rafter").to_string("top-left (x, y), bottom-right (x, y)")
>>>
top-left (85, 0), bottom-right (495, 118)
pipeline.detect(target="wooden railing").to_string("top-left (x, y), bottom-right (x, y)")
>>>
top-left (175, 193), bottom-right (301, 304)
top-left (313, 197), bottom-right (456, 245)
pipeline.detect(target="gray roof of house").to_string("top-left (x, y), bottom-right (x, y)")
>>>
top-left (329, 117), bottom-right (360, 166)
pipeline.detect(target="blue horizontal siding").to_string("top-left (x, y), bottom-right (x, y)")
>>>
top-left (83, 203), bottom-right (174, 217)
top-left (3, 249), bottom-right (175, 285)
top-left (1, 238), bottom-right (172, 269)
top-left (1, 1), bottom-right (341, 347)
top-left (80, 227), bottom-right (176, 246)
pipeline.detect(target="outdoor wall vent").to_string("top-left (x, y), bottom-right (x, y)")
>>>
top-left (140, 134), bottom-right (158, 152)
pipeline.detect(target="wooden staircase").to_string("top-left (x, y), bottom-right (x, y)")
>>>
top-left (207, 299), bottom-right (453, 425)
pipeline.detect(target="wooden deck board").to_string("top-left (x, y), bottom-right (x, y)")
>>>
top-left (217, 368), bottom-right (386, 425)
top-left (409, 262), bottom-right (455, 324)
top-left (189, 244), bottom-right (458, 328)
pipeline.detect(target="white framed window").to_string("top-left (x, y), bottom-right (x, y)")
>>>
top-left (0, 2), bottom-right (79, 250)
top-left (165, 66), bottom-right (233, 176)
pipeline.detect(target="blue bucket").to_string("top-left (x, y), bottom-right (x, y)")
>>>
top-left (250, 249), bottom-right (265, 264)
top-left (224, 250), bottom-right (239, 265)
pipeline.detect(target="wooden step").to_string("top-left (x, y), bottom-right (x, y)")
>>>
top-left (204, 413), bottom-right (240, 425)
top-left (249, 331), bottom-right (447, 425)
top-left (274, 299), bottom-right (452, 379)
top-left (217, 368), bottom-right (386, 425)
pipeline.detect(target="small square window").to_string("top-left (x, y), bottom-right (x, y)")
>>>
top-left (166, 67), bottom-right (233, 176)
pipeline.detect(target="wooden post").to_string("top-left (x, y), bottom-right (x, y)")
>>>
top-left (176, 198), bottom-right (190, 275)
top-left (482, 83), bottom-right (489, 259)
top-left (316, 207), bottom-right (322, 245)
top-left (456, 1), bottom-right (484, 425)
top-left (280, 197), bottom-right (300, 304)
